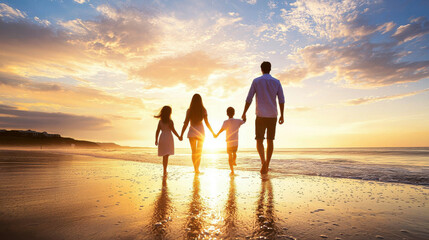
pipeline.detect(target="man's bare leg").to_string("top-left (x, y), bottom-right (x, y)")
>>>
top-left (257, 139), bottom-right (266, 173)
top-left (265, 140), bottom-right (274, 172)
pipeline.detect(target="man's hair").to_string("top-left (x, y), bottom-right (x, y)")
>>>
top-left (227, 107), bottom-right (235, 118)
top-left (261, 61), bottom-right (271, 74)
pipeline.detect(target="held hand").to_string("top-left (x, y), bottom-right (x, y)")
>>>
top-left (279, 115), bottom-right (284, 125)
top-left (241, 114), bottom-right (246, 122)
top-left (179, 136), bottom-right (183, 141)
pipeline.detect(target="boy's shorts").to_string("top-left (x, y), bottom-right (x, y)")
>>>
top-left (227, 146), bottom-right (238, 153)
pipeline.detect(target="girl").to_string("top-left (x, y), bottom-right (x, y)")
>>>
top-left (155, 106), bottom-right (181, 175)
top-left (180, 94), bottom-right (215, 173)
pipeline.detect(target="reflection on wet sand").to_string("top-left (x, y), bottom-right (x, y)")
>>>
top-left (150, 175), bottom-right (172, 238)
top-left (185, 175), bottom-right (204, 239)
top-left (253, 176), bottom-right (279, 239)
top-left (223, 175), bottom-right (237, 238)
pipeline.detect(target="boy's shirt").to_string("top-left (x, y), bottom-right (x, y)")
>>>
top-left (222, 118), bottom-right (245, 147)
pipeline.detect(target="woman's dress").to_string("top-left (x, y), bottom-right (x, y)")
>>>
top-left (158, 121), bottom-right (174, 156)
top-left (187, 109), bottom-right (207, 140)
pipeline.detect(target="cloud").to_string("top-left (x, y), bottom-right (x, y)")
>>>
top-left (0, 104), bottom-right (110, 131)
top-left (280, 0), bottom-right (393, 40)
top-left (58, 4), bottom-right (160, 57)
top-left (0, 72), bottom-right (144, 108)
top-left (0, 3), bottom-right (26, 19)
top-left (345, 88), bottom-right (429, 105)
top-left (280, 40), bottom-right (429, 87)
top-left (242, 0), bottom-right (257, 5)
top-left (131, 51), bottom-right (226, 88)
top-left (0, 18), bottom-right (93, 77)
top-left (34, 16), bottom-right (51, 26)
top-left (74, 0), bottom-right (88, 4)
top-left (287, 106), bottom-right (313, 112)
top-left (392, 17), bottom-right (429, 43)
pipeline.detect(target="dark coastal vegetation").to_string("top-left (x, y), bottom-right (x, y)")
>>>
top-left (0, 129), bottom-right (120, 149)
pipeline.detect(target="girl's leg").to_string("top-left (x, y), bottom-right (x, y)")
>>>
top-left (189, 138), bottom-right (198, 172)
top-left (195, 139), bottom-right (204, 173)
top-left (163, 155), bottom-right (169, 175)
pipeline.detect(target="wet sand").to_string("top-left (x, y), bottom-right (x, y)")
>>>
top-left (0, 150), bottom-right (428, 240)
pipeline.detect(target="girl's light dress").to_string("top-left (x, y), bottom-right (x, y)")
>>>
top-left (158, 121), bottom-right (174, 156)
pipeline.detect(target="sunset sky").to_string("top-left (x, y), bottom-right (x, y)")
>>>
top-left (0, 0), bottom-right (428, 148)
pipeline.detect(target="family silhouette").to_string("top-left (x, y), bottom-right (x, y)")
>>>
top-left (155, 61), bottom-right (285, 175)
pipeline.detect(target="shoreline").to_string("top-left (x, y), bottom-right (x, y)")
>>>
top-left (1, 149), bottom-right (427, 187)
top-left (0, 150), bottom-right (428, 239)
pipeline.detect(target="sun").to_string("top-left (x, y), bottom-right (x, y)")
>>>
top-left (203, 136), bottom-right (226, 152)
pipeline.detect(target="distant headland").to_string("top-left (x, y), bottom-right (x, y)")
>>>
top-left (0, 129), bottom-right (121, 149)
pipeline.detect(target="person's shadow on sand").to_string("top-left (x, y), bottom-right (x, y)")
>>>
top-left (150, 175), bottom-right (172, 238)
top-left (252, 176), bottom-right (280, 239)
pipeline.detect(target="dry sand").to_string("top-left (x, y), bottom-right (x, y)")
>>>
top-left (0, 150), bottom-right (428, 239)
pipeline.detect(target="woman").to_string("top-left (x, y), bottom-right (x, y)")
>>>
top-left (180, 94), bottom-right (215, 173)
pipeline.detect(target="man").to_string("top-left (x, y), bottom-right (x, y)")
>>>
top-left (242, 61), bottom-right (285, 174)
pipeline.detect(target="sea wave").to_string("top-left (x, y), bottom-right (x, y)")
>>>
top-left (42, 148), bottom-right (429, 186)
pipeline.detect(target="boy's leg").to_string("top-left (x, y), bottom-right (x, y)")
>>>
top-left (163, 155), bottom-right (169, 175)
top-left (228, 152), bottom-right (234, 173)
top-left (232, 151), bottom-right (237, 166)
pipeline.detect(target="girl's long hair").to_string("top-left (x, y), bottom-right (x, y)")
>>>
top-left (154, 106), bottom-right (172, 123)
top-left (188, 94), bottom-right (205, 124)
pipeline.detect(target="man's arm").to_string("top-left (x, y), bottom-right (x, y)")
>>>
top-left (241, 102), bottom-right (251, 122)
top-left (278, 82), bottom-right (285, 124)
top-left (279, 103), bottom-right (284, 124)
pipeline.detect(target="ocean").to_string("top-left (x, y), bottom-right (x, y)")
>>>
top-left (43, 147), bottom-right (429, 186)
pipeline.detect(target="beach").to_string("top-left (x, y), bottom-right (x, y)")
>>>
top-left (0, 149), bottom-right (428, 240)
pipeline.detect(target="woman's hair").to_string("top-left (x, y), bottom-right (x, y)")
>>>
top-left (188, 94), bottom-right (206, 124)
top-left (154, 106), bottom-right (172, 123)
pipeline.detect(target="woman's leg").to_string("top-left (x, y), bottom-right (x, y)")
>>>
top-left (163, 155), bottom-right (169, 175)
top-left (195, 139), bottom-right (204, 172)
top-left (189, 138), bottom-right (198, 172)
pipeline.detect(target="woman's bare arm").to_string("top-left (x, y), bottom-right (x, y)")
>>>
top-left (203, 115), bottom-right (215, 137)
top-left (180, 112), bottom-right (190, 139)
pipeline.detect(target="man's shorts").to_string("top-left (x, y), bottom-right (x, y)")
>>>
top-left (227, 146), bottom-right (238, 153)
top-left (255, 117), bottom-right (277, 140)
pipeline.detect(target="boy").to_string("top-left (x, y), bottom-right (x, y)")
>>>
top-left (215, 107), bottom-right (245, 174)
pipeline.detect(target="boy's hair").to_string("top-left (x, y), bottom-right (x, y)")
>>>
top-left (227, 107), bottom-right (235, 118)
top-left (261, 61), bottom-right (271, 74)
